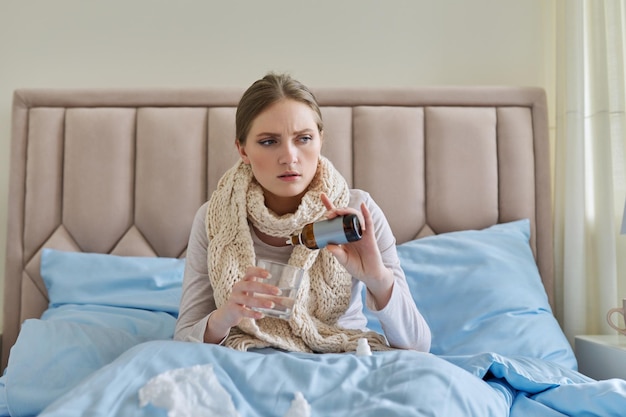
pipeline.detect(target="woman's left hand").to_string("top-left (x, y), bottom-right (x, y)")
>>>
top-left (320, 193), bottom-right (394, 309)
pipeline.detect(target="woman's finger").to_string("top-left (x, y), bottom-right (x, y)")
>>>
top-left (320, 193), bottom-right (365, 228)
top-left (359, 202), bottom-right (372, 233)
top-left (320, 192), bottom-right (335, 211)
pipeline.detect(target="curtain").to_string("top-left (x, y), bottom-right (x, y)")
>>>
top-left (554, 0), bottom-right (626, 343)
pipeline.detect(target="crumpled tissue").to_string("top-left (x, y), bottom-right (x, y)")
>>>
top-left (139, 364), bottom-right (239, 417)
top-left (284, 392), bottom-right (311, 417)
top-left (139, 363), bottom-right (311, 417)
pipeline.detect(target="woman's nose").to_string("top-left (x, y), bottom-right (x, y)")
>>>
top-left (279, 143), bottom-right (298, 165)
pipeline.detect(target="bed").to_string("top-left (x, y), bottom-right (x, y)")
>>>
top-left (2, 86), bottom-right (625, 416)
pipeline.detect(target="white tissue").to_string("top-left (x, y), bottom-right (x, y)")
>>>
top-left (139, 363), bottom-right (240, 417)
top-left (283, 392), bottom-right (311, 417)
top-left (356, 338), bottom-right (372, 356)
top-left (139, 364), bottom-right (313, 417)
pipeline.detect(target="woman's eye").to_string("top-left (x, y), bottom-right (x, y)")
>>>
top-left (258, 138), bottom-right (277, 146)
top-left (299, 135), bottom-right (313, 143)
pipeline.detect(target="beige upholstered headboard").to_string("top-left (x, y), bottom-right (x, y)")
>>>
top-left (2, 86), bottom-right (552, 369)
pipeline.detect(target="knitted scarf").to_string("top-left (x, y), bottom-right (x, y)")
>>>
top-left (206, 156), bottom-right (390, 353)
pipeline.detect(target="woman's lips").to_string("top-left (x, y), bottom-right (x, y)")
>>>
top-left (278, 171), bottom-right (301, 182)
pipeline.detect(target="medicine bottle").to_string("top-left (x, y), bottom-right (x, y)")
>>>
top-left (287, 214), bottom-right (362, 249)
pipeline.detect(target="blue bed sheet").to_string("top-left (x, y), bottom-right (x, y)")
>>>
top-left (38, 341), bottom-right (509, 417)
top-left (20, 341), bottom-right (624, 417)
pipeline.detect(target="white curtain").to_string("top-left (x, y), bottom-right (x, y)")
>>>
top-left (554, 0), bottom-right (626, 343)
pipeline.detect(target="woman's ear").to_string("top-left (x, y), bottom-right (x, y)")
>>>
top-left (235, 140), bottom-right (250, 164)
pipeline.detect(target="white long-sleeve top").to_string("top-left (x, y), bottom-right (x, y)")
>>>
top-left (174, 189), bottom-right (431, 352)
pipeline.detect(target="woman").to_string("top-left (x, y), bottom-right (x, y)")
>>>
top-left (174, 73), bottom-right (431, 353)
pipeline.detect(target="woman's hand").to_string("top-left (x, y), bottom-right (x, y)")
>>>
top-left (203, 265), bottom-right (281, 343)
top-left (320, 193), bottom-right (394, 309)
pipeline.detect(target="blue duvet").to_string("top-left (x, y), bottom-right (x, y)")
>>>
top-left (10, 340), bottom-right (621, 417)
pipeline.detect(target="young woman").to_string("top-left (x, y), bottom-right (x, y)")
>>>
top-left (174, 73), bottom-right (431, 353)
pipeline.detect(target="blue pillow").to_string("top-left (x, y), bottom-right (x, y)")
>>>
top-left (41, 248), bottom-right (184, 314)
top-left (41, 304), bottom-right (176, 339)
top-left (387, 220), bottom-right (576, 369)
top-left (3, 250), bottom-right (186, 417)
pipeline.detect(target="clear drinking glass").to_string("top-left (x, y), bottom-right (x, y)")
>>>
top-left (252, 259), bottom-right (304, 320)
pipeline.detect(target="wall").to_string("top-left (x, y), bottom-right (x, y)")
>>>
top-left (0, 0), bottom-right (555, 329)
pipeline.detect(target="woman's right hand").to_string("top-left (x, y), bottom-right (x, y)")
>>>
top-left (203, 265), bottom-right (281, 343)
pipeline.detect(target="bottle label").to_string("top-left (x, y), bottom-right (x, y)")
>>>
top-left (312, 216), bottom-right (349, 248)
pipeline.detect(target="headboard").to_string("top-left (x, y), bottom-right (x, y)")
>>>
top-left (2, 86), bottom-right (552, 368)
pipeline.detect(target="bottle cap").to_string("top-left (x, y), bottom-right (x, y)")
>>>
top-left (356, 337), bottom-right (372, 356)
top-left (343, 214), bottom-right (363, 242)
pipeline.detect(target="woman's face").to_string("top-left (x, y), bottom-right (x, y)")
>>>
top-left (237, 98), bottom-right (323, 215)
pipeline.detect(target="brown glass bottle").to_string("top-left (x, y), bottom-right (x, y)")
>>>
top-left (287, 214), bottom-right (363, 249)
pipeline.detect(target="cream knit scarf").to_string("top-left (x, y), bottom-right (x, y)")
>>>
top-left (206, 156), bottom-right (389, 353)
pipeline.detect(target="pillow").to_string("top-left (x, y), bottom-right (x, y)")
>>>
top-left (370, 220), bottom-right (577, 369)
top-left (3, 249), bottom-right (186, 417)
top-left (41, 248), bottom-right (184, 314)
top-left (41, 304), bottom-right (176, 339)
